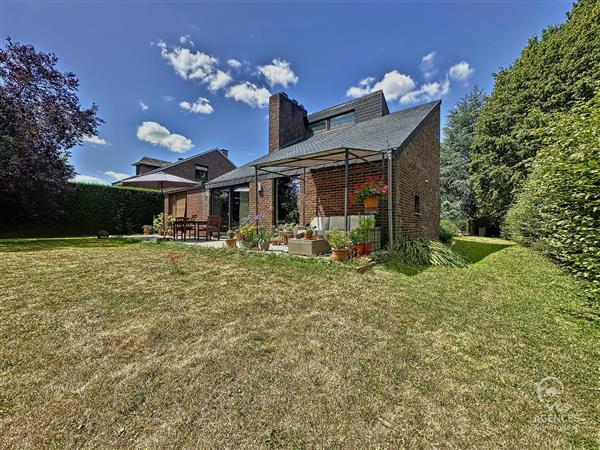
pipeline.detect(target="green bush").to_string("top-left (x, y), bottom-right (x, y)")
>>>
top-left (1, 182), bottom-right (163, 237)
top-left (384, 236), bottom-right (468, 268)
top-left (439, 219), bottom-right (458, 243)
top-left (505, 93), bottom-right (600, 291)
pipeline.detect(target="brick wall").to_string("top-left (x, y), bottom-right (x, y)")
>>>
top-left (136, 163), bottom-right (162, 175)
top-left (300, 161), bottom-right (388, 235)
top-left (249, 180), bottom-right (275, 225)
top-left (269, 93), bottom-right (307, 152)
top-left (393, 106), bottom-right (440, 240)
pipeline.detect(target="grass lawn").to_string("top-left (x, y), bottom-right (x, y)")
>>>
top-left (1, 236), bottom-right (598, 448)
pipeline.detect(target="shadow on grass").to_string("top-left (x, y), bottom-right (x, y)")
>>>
top-left (0, 237), bottom-right (138, 253)
top-left (376, 254), bottom-right (429, 276)
top-left (451, 238), bottom-right (514, 263)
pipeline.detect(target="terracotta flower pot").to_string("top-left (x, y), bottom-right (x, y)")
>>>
top-left (351, 244), bottom-right (363, 257)
top-left (331, 248), bottom-right (349, 261)
top-left (363, 196), bottom-right (379, 209)
top-left (363, 243), bottom-right (372, 255)
top-left (225, 238), bottom-right (236, 248)
top-left (304, 230), bottom-right (313, 240)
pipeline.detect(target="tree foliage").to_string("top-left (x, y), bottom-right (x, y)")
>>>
top-left (505, 93), bottom-right (600, 292)
top-left (0, 38), bottom-right (102, 219)
top-left (440, 86), bottom-right (486, 230)
top-left (471, 0), bottom-right (600, 225)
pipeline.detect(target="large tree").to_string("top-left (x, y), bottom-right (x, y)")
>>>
top-left (0, 38), bottom-right (102, 221)
top-left (471, 0), bottom-right (600, 226)
top-left (440, 86), bottom-right (486, 230)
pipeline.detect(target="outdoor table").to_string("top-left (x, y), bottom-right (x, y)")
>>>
top-left (174, 220), bottom-right (206, 240)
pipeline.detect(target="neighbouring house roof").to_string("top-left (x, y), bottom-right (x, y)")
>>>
top-left (206, 100), bottom-right (439, 189)
top-left (132, 156), bottom-right (171, 167)
top-left (116, 148), bottom-right (235, 186)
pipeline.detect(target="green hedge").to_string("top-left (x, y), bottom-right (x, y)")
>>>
top-left (505, 93), bottom-right (600, 292)
top-left (2, 182), bottom-right (163, 237)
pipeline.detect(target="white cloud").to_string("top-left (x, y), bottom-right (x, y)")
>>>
top-left (207, 69), bottom-right (232, 92)
top-left (136, 121), bottom-right (193, 153)
top-left (179, 34), bottom-right (195, 47)
top-left (448, 61), bottom-right (474, 81)
top-left (72, 174), bottom-right (106, 184)
top-left (400, 78), bottom-right (450, 104)
top-left (346, 70), bottom-right (416, 101)
top-left (227, 58), bottom-right (242, 69)
top-left (179, 97), bottom-right (214, 114)
top-left (419, 51), bottom-right (437, 79)
top-left (82, 135), bottom-right (108, 145)
top-left (158, 40), bottom-right (218, 82)
top-left (226, 82), bottom-right (271, 108)
top-left (139, 100), bottom-right (148, 111)
top-left (105, 171), bottom-right (129, 181)
top-left (162, 95), bottom-right (175, 102)
top-left (257, 58), bottom-right (298, 88)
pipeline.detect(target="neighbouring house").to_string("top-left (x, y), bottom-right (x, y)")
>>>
top-left (205, 90), bottom-right (440, 246)
top-left (116, 148), bottom-right (236, 220)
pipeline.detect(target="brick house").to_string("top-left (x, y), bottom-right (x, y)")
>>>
top-left (116, 148), bottom-right (235, 220)
top-left (206, 90), bottom-right (440, 245)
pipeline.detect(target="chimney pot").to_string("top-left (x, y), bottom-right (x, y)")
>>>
top-left (219, 148), bottom-right (229, 158)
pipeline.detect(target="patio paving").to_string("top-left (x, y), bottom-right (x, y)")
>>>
top-left (126, 234), bottom-right (288, 252)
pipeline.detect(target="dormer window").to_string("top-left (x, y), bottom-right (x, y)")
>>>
top-left (330, 111), bottom-right (355, 129)
top-left (195, 164), bottom-right (208, 181)
top-left (308, 120), bottom-right (326, 134)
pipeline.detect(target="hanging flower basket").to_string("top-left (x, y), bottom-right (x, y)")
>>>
top-left (363, 196), bottom-right (379, 209)
top-left (354, 177), bottom-right (388, 210)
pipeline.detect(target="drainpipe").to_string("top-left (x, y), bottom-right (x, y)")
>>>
top-left (387, 150), bottom-right (394, 247)
top-left (344, 148), bottom-right (349, 233)
top-left (254, 166), bottom-right (259, 231)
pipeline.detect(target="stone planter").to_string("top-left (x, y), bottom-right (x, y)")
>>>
top-left (237, 241), bottom-right (253, 249)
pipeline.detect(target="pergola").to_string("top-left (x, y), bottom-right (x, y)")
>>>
top-left (250, 146), bottom-right (395, 244)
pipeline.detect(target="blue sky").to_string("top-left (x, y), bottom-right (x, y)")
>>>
top-left (2, 1), bottom-right (572, 183)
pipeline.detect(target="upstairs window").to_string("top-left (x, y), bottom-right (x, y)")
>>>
top-left (308, 120), bottom-right (326, 134)
top-left (329, 111), bottom-right (355, 129)
top-left (195, 164), bottom-right (208, 181)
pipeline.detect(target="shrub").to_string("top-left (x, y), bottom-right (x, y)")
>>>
top-left (439, 219), bottom-right (458, 243)
top-left (0, 182), bottom-right (163, 237)
top-left (384, 236), bottom-right (468, 268)
top-left (325, 227), bottom-right (352, 250)
top-left (505, 94), bottom-right (600, 292)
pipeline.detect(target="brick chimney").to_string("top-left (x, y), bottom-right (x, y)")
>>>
top-left (269, 92), bottom-right (307, 152)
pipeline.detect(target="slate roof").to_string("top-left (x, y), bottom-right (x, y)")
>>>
top-left (206, 100), bottom-right (439, 189)
top-left (307, 90), bottom-right (389, 124)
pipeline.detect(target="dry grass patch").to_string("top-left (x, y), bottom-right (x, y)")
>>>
top-left (0, 237), bottom-right (598, 448)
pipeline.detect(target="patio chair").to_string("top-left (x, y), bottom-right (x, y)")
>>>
top-left (198, 215), bottom-right (221, 241)
top-left (173, 217), bottom-right (189, 240)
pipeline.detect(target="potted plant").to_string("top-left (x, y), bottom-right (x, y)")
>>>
top-left (325, 227), bottom-right (352, 261)
top-left (256, 225), bottom-right (273, 251)
top-left (304, 224), bottom-right (314, 240)
top-left (237, 224), bottom-right (256, 249)
top-left (153, 213), bottom-right (174, 236)
top-left (282, 223), bottom-right (295, 244)
top-left (358, 216), bottom-right (375, 255)
top-left (354, 177), bottom-right (388, 210)
top-left (142, 224), bottom-right (152, 235)
top-left (225, 229), bottom-right (237, 248)
top-left (349, 228), bottom-right (364, 257)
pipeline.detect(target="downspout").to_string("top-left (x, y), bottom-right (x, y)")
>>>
top-left (387, 149), bottom-right (394, 247)
top-left (254, 165), bottom-right (259, 231)
top-left (344, 148), bottom-right (349, 233)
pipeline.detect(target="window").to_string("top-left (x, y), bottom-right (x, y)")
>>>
top-left (195, 164), bottom-right (208, 181)
top-left (414, 195), bottom-right (421, 214)
top-left (329, 111), bottom-right (355, 129)
top-left (308, 120), bottom-right (326, 134)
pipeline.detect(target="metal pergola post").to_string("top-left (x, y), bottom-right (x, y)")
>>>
top-left (254, 165), bottom-right (259, 231)
top-left (387, 150), bottom-right (394, 246)
top-left (344, 149), bottom-right (349, 233)
top-left (303, 167), bottom-right (306, 225)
